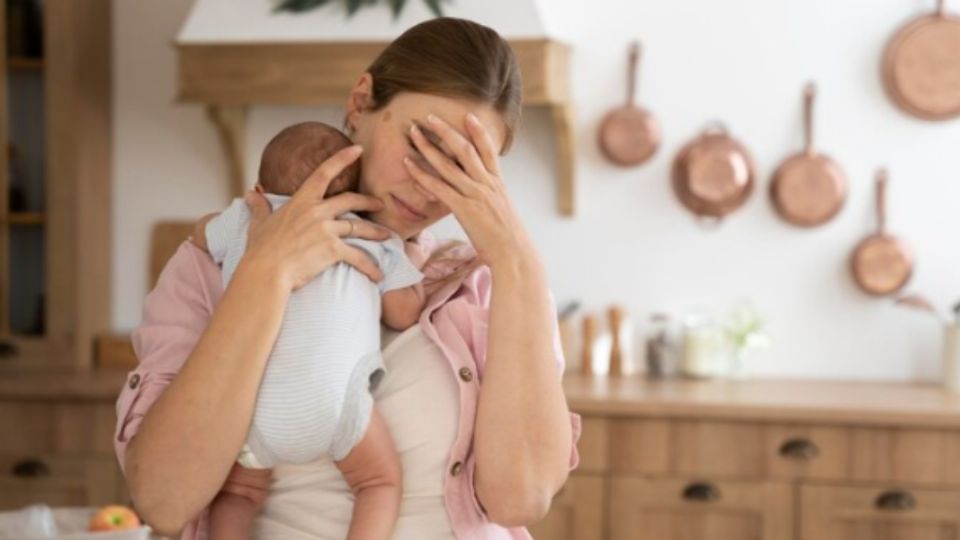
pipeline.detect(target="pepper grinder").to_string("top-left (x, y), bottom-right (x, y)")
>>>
top-left (581, 314), bottom-right (598, 376)
top-left (608, 306), bottom-right (625, 377)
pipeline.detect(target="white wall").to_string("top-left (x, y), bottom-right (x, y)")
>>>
top-left (113, 0), bottom-right (960, 381)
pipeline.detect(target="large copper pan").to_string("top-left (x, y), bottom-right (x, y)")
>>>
top-left (882, 0), bottom-right (960, 120)
top-left (770, 83), bottom-right (847, 227)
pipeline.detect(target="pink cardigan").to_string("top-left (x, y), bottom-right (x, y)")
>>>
top-left (113, 235), bottom-right (581, 540)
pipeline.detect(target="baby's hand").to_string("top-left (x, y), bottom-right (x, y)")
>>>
top-left (191, 212), bottom-right (220, 252)
top-left (404, 240), bottom-right (429, 270)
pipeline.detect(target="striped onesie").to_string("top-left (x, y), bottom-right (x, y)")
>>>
top-left (205, 195), bottom-right (423, 468)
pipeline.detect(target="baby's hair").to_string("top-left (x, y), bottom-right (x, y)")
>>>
top-left (258, 121), bottom-right (360, 196)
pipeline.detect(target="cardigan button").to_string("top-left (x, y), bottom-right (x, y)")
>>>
top-left (450, 461), bottom-right (463, 476)
top-left (128, 374), bottom-right (141, 390)
top-left (458, 367), bottom-right (473, 382)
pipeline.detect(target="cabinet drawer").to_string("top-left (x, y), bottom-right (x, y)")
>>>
top-left (0, 454), bottom-right (127, 510)
top-left (767, 424), bottom-right (960, 486)
top-left (610, 418), bottom-right (766, 478)
top-left (528, 474), bottom-right (604, 540)
top-left (0, 401), bottom-right (117, 456)
top-left (610, 476), bottom-right (793, 540)
top-left (801, 483), bottom-right (960, 540)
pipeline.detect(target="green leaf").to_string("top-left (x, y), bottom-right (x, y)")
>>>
top-left (423, 0), bottom-right (445, 18)
top-left (388, 0), bottom-right (408, 19)
top-left (273, 0), bottom-right (330, 14)
top-left (346, 0), bottom-right (363, 16)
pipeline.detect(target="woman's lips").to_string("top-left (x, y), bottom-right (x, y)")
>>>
top-left (392, 194), bottom-right (427, 222)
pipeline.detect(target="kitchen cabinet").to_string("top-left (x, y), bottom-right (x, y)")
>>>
top-left (533, 376), bottom-right (960, 540)
top-left (0, 369), bottom-right (129, 510)
top-left (0, 0), bottom-right (112, 370)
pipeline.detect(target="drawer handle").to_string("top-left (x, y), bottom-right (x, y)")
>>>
top-left (875, 490), bottom-right (916, 511)
top-left (0, 340), bottom-right (18, 360)
top-left (779, 438), bottom-right (820, 460)
top-left (682, 482), bottom-right (721, 503)
top-left (11, 458), bottom-right (51, 478)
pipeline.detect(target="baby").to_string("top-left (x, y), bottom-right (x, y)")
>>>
top-left (192, 122), bottom-right (426, 540)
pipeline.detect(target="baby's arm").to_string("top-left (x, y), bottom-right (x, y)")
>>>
top-left (381, 240), bottom-right (428, 331)
top-left (190, 212), bottom-right (220, 252)
top-left (382, 284), bottom-right (426, 331)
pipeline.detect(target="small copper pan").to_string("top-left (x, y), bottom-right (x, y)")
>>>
top-left (882, 0), bottom-right (960, 120)
top-left (598, 41), bottom-right (661, 166)
top-left (770, 83), bottom-right (847, 227)
top-left (850, 169), bottom-right (914, 296)
top-left (672, 123), bottom-right (756, 224)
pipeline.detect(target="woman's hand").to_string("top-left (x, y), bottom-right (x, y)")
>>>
top-left (403, 113), bottom-right (532, 269)
top-left (240, 145), bottom-right (391, 290)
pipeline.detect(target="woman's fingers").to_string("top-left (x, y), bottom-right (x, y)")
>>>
top-left (404, 156), bottom-right (459, 211)
top-left (339, 244), bottom-right (384, 283)
top-left (323, 191), bottom-right (386, 218)
top-left (464, 113), bottom-right (502, 177)
top-left (244, 190), bottom-right (272, 221)
top-left (336, 217), bottom-right (391, 241)
top-left (425, 114), bottom-right (492, 182)
top-left (410, 123), bottom-right (479, 197)
top-left (294, 145), bottom-right (364, 201)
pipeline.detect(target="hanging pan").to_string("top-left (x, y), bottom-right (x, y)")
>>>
top-left (672, 123), bottom-right (756, 224)
top-left (598, 41), bottom-right (661, 166)
top-left (850, 169), bottom-right (914, 296)
top-left (770, 82), bottom-right (848, 227)
top-left (882, 0), bottom-right (960, 120)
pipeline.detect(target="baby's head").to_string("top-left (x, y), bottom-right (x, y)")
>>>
top-left (257, 121), bottom-right (360, 197)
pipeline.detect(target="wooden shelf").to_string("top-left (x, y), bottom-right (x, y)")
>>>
top-left (7, 56), bottom-right (44, 71)
top-left (8, 211), bottom-right (45, 225)
top-left (176, 39), bottom-right (575, 215)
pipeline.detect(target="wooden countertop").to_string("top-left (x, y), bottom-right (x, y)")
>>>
top-left (0, 367), bottom-right (128, 401)
top-left (563, 374), bottom-right (960, 429)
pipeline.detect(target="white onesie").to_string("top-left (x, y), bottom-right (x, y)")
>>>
top-left (205, 195), bottom-right (423, 468)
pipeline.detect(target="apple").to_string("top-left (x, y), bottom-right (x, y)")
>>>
top-left (88, 505), bottom-right (141, 532)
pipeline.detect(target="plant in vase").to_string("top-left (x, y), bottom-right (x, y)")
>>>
top-left (723, 303), bottom-right (769, 379)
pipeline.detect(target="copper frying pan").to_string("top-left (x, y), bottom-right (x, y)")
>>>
top-left (882, 0), bottom-right (960, 120)
top-left (671, 123), bottom-right (756, 223)
top-left (850, 169), bottom-right (914, 296)
top-left (770, 83), bottom-right (847, 227)
top-left (598, 41), bottom-right (661, 166)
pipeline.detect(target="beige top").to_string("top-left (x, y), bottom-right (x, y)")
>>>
top-left (251, 324), bottom-right (458, 540)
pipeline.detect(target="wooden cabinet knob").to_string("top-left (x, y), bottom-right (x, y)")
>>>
top-left (779, 438), bottom-right (820, 460)
top-left (681, 482), bottom-right (721, 503)
top-left (875, 490), bottom-right (916, 511)
top-left (11, 458), bottom-right (51, 478)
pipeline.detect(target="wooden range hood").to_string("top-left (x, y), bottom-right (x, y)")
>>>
top-left (175, 3), bottom-right (575, 215)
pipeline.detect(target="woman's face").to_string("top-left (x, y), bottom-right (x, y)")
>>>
top-left (346, 78), bottom-right (508, 239)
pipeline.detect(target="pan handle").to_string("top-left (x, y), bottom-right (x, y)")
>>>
top-left (875, 169), bottom-right (888, 233)
top-left (627, 41), bottom-right (642, 107)
top-left (803, 82), bottom-right (816, 154)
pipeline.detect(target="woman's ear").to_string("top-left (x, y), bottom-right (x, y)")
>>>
top-left (345, 73), bottom-right (375, 131)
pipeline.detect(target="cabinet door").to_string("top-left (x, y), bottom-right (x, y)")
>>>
top-left (528, 474), bottom-right (604, 540)
top-left (610, 476), bottom-right (793, 540)
top-left (0, 454), bottom-right (127, 510)
top-left (801, 484), bottom-right (960, 540)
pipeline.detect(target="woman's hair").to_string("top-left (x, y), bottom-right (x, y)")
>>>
top-left (361, 17), bottom-right (523, 154)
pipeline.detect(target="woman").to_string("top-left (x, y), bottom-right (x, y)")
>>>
top-left (114, 17), bottom-right (580, 539)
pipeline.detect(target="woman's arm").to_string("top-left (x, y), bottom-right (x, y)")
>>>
top-left (405, 114), bottom-right (574, 525)
top-left (124, 147), bottom-right (390, 535)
